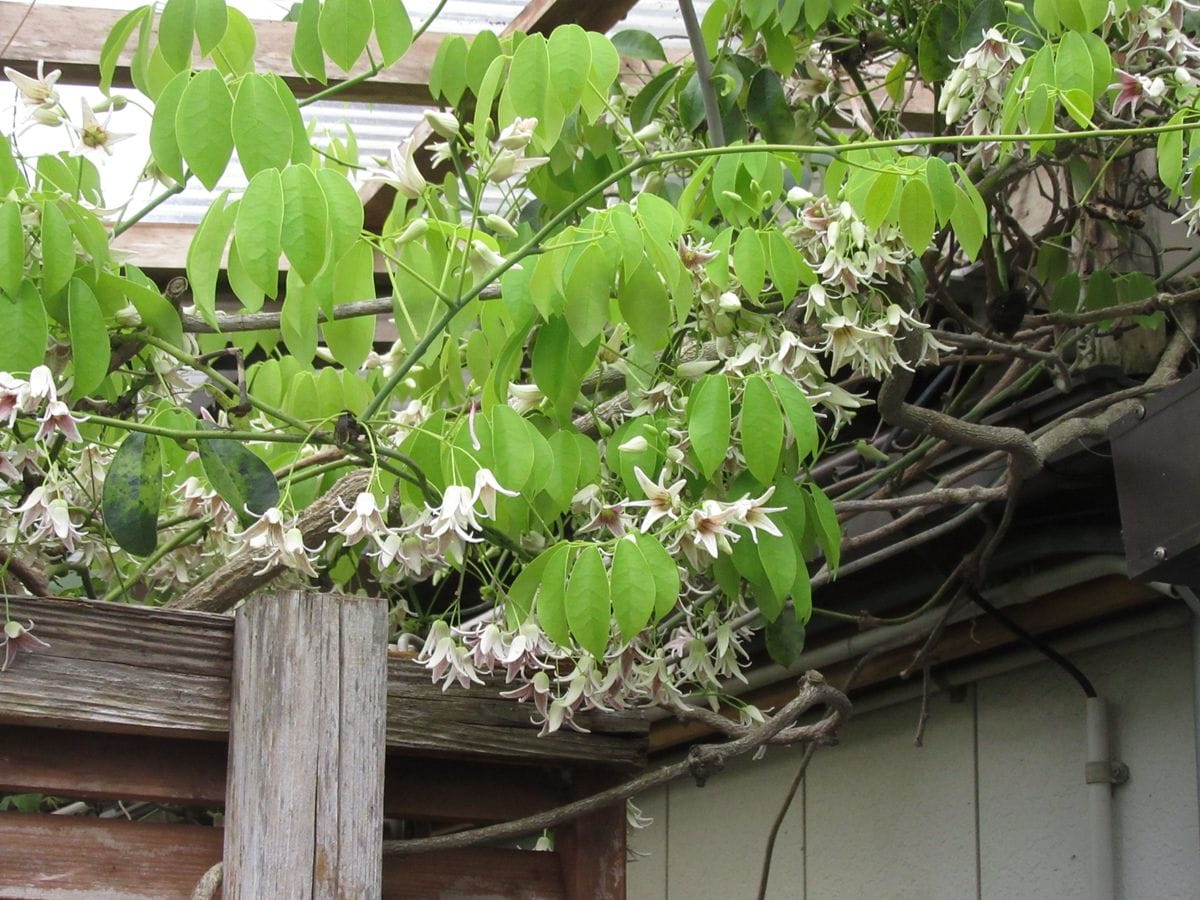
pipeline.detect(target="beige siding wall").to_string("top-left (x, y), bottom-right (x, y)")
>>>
top-left (629, 622), bottom-right (1199, 899)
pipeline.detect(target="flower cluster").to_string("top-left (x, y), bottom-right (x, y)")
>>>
top-left (0, 367), bottom-right (84, 443)
top-left (937, 28), bottom-right (1026, 136)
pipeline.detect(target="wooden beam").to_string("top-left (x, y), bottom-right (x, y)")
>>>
top-left (0, 814), bottom-right (567, 899)
top-left (0, 812), bottom-right (223, 899)
top-left (224, 591), bottom-right (386, 898)
top-left (0, 4), bottom-right (442, 104)
top-left (381, 847), bottom-right (565, 899)
top-left (557, 767), bottom-right (628, 900)
top-left (0, 725), bottom-right (570, 823)
top-left (0, 594), bottom-right (647, 766)
top-left (0, 726), bottom-right (227, 806)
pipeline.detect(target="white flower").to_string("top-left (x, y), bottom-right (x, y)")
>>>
top-left (27, 365), bottom-right (57, 407)
top-left (676, 500), bottom-right (739, 567)
top-left (467, 239), bottom-right (512, 278)
top-left (617, 434), bottom-right (649, 453)
top-left (472, 468), bottom-right (518, 519)
top-left (2, 619), bottom-right (50, 672)
top-left (4, 61), bottom-right (61, 107)
top-left (730, 486), bottom-right (785, 542)
top-left (625, 466), bottom-right (686, 531)
top-left (418, 620), bottom-right (485, 690)
top-left (332, 492), bottom-right (389, 545)
top-left (508, 382), bottom-right (545, 414)
top-left (0, 372), bottom-right (29, 426)
top-left (73, 99), bottom-right (132, 157)
top-left (496, 116), bottom-right (538, 150)
top-left (233, 507), bottom-right (325, 577)
top-left (36, 400), bottom-right (83, 442)
top-left (485, 148), bottom-right (549, 183)
top-left (427, 485), bottom-right (483, 543)
top-left (366, 139), bottom-right (426, 198)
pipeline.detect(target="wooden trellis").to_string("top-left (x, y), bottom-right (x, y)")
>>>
top-left (0, 592), bottom-right (646, 898)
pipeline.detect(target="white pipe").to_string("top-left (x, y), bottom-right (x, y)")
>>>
top-left (1086, 696), bottom-right (1116, 900)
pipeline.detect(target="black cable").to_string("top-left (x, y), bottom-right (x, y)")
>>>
top-left (968, 588), bottom-right (1097, 698)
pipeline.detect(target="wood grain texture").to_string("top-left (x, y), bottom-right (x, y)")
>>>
top-left (0, 594), bottom-right (647, 766)
top-left (0, 4), bottom-right (442, 103)
top-left (224, 591), bottom-right (386, 899)
top-left (0, 812), bottom-right (222, 899)
top-left (558, 768), bottom-right (627, 900)
top-left (0, 726), bottom-right (226, 806)
top-left (381, 847), bottom-right (565, 899)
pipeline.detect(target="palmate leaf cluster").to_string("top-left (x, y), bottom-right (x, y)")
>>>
top-left (1, 0), bottom-right (1197, 709)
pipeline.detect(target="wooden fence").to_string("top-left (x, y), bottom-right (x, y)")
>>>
top-left (0, 592), bottom-right (646, 898)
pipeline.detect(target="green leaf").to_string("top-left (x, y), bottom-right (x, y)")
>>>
top-left (925, 156), bottom-right (957, 225)
top-left (175, 69), bottom-right (234, 190)
top-left (547, 25), bottom-right (592, 116)
top-left (429, 34), bottom-right (468, 104)
top-left (315, 167), bottom-right (363, 263)
top-left (1158, 122), bottom-right (1184, 194)
top-left (629, 63), bottom-right (681, 131)
top-left (741, 375), bottom-right (784, 483)
top-left (747, 68), bottom-right (793, 143)
top-left (323, 242), bottom-right (376, 370)
top-left (610, 536), bottom-right (655, 641)
top-left (769, 373), bottom-right (819, 460)
top-left (899, 177), bottom-right (935, 252)
top-left (197, 426), bottom-right (280, 523)
top-left (371, 0), bottom-right (412, 66)
top-left (292, 0), bottom-right (326, 82)
top-left (473, 55), bottom-right (506, 152)
top-left (194, 0), bottom-right (228, 55)
top-left (757, 529), bottom-right (797, 619)
top-left (0, 282), bottom-right (47, 374)
top-left (764, 612), bottom-right (806, 667)
top-left (617, 258), bottom-right (670, 350)
top-left (464, 31), bottom-right (499, 96)
top-left (488, 404), bottom-right (536, 492)
top-left (0, 201), bottom-right (23, 297)
top-left (280, 165), bottom-right (329, 283)
top-left (807, 483), bottom-right (841, 575)
top-left (158, 0), bottom-right (196, 71)
top-left (532, 315), bottom-right (597, 425)
top-left (68, 278), bottom-right (110, 397)
top-left (236, 168), bottom-right (284, 297)
top-left (102, 432), bottom-right (163, 556)
top-left (611, 28), bottom-right (666, 61)
top-left (949, 184), bottom-right (986, 260)
top-left (543, 431), bottom-right (583, 510)
top-left (39, 202), bottom-right (75, 299)
top-left (687, 374), bottom-right (731, 480)
top-left (319, 0), bottom-right (374, 73)
top-left (566, 545), bottom-right (611, 658)
top-left (99, 6), bottom-right (151, 93)
top-left (864, 171), bottom-right (898, 231)
top-left (581, 32), bottom-right (620, 122)
top-left (213, 7), bottom-right (257, 78)
top-left (118, 268), bottom-right (185, 348)
top-left (534, 543), bottom-right (572, 647)
top-left (187, 190), bottom-right (236, 329)
top-left (634, 532), bottom-right (680, 621)
top-left (507, 33), bottom-right (549, 122)
top-left (563, 242), bottom-right (612, 344)
top-left (733, 228), bottom-right (765, 301)
top-left (150, 70), bottom-right (190, 184)
top-left (232, 74), bottom-right (294, 177)
top-left (506, 544), bottom-right (557, 624)
top-left (281, 268), bottom-right (319, 363)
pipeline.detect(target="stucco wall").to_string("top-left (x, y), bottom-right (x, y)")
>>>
top-left (628, 620), bottom-right (1199, 899)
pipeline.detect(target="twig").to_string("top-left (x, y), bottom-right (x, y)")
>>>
top-left (1022, 286), bottom-right (1200, 328)
top-left (167, 469), bottom-right (370, 612)
top-left (382, 673), bottom-right (850, 856)
top-left (834, 484), bottom-right (1006, 514)
top-left (754, 651), bottom-right (882, 900)
top-left (191, 863), bottom-right (222, 900)
top-left (180, 285), bottom-right (501, 333)
top-left (0, 547), bottom-right (50, 597)
top-left (678, 0), bottom-right (725, 146)
top-left (913, 666), bottom-right (932, 747)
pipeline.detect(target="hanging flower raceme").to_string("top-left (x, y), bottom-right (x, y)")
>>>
top-left (232, 508), bottom-right (325, 578)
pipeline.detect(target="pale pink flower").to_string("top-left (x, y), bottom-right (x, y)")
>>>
top-left (2, 619), bottom-right (50, 672)
top-left (625, 466), bottom-right (686, 531)
top-left (36, 400), bottom-right (83, 442)
top-left (332, 492), bottom-right (389, 545)
top-left (730, 486), bottom-right (785, 542)
top-left (472, 468), bottom-right (518, 519)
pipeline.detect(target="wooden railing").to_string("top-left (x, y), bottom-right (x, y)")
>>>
top-left (0, 592), bottom-right (645, 898)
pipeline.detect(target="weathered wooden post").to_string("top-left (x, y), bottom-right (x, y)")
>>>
top-left (223, 591), bottom-right (387, 898)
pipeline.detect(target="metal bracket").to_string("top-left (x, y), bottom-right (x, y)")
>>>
top-left (1085, 761), bottom-right (1130, 785)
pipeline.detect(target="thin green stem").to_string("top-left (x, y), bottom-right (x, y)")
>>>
top-left (102, 520), bottom-right (208, 603)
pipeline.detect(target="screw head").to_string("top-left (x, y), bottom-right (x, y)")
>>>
top-left (1153, 546), bottom-right (1167, 561)
top-left (1135, 403), bottom-right (1147, 420)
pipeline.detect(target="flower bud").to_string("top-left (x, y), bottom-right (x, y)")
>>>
top-left (633, 121), bottom-right (663, 143)
top-left (423, 109), bottom-right (460, 138)
top-left (618, 435), bottom-right (649, 453)
top-left (718, 291), bottom-right (742, 313)
top-left (394, 218), bottom-right (428, 245)
top-left (483, 213), bottom-right (518, 239)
